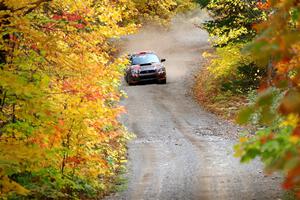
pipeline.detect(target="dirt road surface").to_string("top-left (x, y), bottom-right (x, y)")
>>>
top-left (107, 10), bottom-right (282, 200)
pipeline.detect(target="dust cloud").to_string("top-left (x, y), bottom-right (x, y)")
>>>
top-left (122, 9), bottom-right (211, 81)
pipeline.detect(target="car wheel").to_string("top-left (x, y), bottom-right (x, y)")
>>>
top-left (128, 78), bottom-right (136, 86)
top-left (126, 75), bottom-right (133, 85)
top-left (158, 79), bottom-right (166, 84)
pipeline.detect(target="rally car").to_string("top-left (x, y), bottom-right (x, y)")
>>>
top-left (125, 51), bottom-right (167, 85)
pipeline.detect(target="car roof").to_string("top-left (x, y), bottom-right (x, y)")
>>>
top-left (131, 51), bottom-right (156, 56)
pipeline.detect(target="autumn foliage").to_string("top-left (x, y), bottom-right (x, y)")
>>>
top-left (193, 0), bottom-right (267, 119)
top-left (233, 0), bottom-right (300, 197)
top-left (0, 0), bottom-right (194, 199)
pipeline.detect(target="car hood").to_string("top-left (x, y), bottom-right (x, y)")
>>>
top-left (131, 63), bottom-right (163, 70)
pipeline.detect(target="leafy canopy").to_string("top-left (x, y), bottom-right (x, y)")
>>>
top-left (0, 0), bottom-right (195, 198)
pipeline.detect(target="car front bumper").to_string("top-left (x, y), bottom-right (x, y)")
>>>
top-left (129, 72), bottom-right (166, 83)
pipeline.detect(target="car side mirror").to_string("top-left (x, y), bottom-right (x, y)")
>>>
top-left (161, 59), bottom-right (166, 63)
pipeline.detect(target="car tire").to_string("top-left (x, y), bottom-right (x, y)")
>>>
top-left (125, 75), bottom-right (133, 85)
top-left (128, 79), bottom-right (136, 86)
top-left (158, 79), bottom-right (167, 84)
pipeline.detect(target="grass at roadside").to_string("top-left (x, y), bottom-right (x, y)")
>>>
top-left (193, 66), bottom-right (247, 121)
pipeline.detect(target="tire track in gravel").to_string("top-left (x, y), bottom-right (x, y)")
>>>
top-left (128, 144), bottom-right (159, 200)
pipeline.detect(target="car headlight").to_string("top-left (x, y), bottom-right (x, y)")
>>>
top-left (157, 68), bottom-right (165, 74)
top-left (131, 69), bottom-right (139, 74)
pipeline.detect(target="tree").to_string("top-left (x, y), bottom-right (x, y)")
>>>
top-left (201, 0), bottom-right (266, 47)
top-left (0, 0), bottom-right (137, 198)
top-left (235, 0), bottom-right (300, 197)
top-left (195, 0), bottom-right (267, 99)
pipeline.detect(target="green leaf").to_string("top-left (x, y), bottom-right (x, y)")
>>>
top-left (241, 148), bottom-right (260, 163)
top-left (237, 106), bottom-right (254, 124)
top-left (291, 8), bottom-right (300, 23)
top-left (256, 90), bottom-right (276, 107)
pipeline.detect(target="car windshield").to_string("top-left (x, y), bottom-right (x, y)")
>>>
top-left (131, 54), bottom-right (160, 65)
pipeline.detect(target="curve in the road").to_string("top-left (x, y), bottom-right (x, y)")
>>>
top-left (107, 10), bottom-right (282, 200)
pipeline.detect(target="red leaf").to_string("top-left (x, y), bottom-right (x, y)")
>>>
top-left (31, 44), bottom-right (38, 50)
top-left (257, 0), bottom-right (271, 10)
top-left (75, 23), bottom-right (85, 29)
top-left (65, 13), bottom-right (82, 22)
top-left (52, 14), bottom-right (62, 20)
top-left (58, 119), bottom-right (64, 126)
top-left (282, 178), bottom-right (293, 190)
top-left (257, 82), bottom-right (269, 93)
top-left (293, 127), bottom-right (300, 136)
top-left (9, 34), bottom-right (17, 42)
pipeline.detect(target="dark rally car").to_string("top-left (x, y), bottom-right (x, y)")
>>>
top-left (125, 51), bottom-right (166, 85)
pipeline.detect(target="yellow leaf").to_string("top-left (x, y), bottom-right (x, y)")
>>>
top-left (280, 114), bottom-right (299, 128)
top-left (239, 137), bottom-right (248, 143)
top-left (289, 135), bottom-right (300, 144)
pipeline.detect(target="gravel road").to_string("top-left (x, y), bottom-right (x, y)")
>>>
top-left (107, 10), bottom-right (282, 200)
